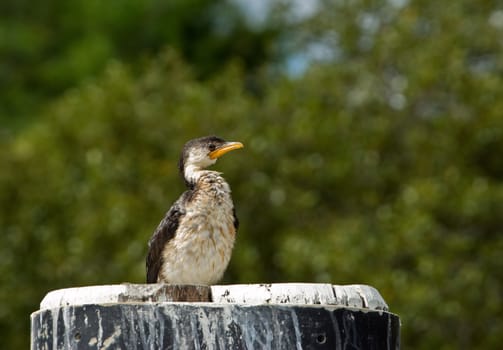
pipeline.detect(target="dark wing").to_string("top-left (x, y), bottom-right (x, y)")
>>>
top-left (232, 206), bottom-right (239, 231)
top-left (146, 192), bottom-right (189, 283)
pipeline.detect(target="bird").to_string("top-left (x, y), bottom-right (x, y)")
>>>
top-left (146, 136), bottom-right (244, 285)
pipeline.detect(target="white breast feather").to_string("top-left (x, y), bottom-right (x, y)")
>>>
top-left (160, 172), bottom-right (235, 285)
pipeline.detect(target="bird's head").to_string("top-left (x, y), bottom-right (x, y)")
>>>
top-left (179, 136), bottom-right (244, 186)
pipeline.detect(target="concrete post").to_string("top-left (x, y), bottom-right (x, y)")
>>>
top-left (31, 283), bottom-right (400, 349)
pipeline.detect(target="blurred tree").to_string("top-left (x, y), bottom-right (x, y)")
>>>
top-left (1, 0), bottom-right (502, 349)
top-left (0, 0), bottom-right (279, 129)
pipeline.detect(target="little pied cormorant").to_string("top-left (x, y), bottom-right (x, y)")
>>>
top-left (146, 136), bottom-right (244, 284)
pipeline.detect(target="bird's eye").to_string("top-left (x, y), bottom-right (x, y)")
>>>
top-left (208, 144), bottom-right (216, 151)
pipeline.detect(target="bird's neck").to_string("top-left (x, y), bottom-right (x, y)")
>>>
top-left (184, 165), bottom-right (220, 188)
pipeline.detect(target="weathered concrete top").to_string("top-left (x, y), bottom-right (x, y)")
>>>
top-left (39, 283), bottom-right (388, 311)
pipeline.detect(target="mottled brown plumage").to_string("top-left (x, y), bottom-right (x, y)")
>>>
top-left (146, 136), bottom-right (243, 284)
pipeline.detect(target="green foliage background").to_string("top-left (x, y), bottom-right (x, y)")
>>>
top-left (1, 0), bottom-right (502, 348)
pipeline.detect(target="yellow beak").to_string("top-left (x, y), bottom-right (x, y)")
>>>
top-left (209, 141), bottom-right (244, 159)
